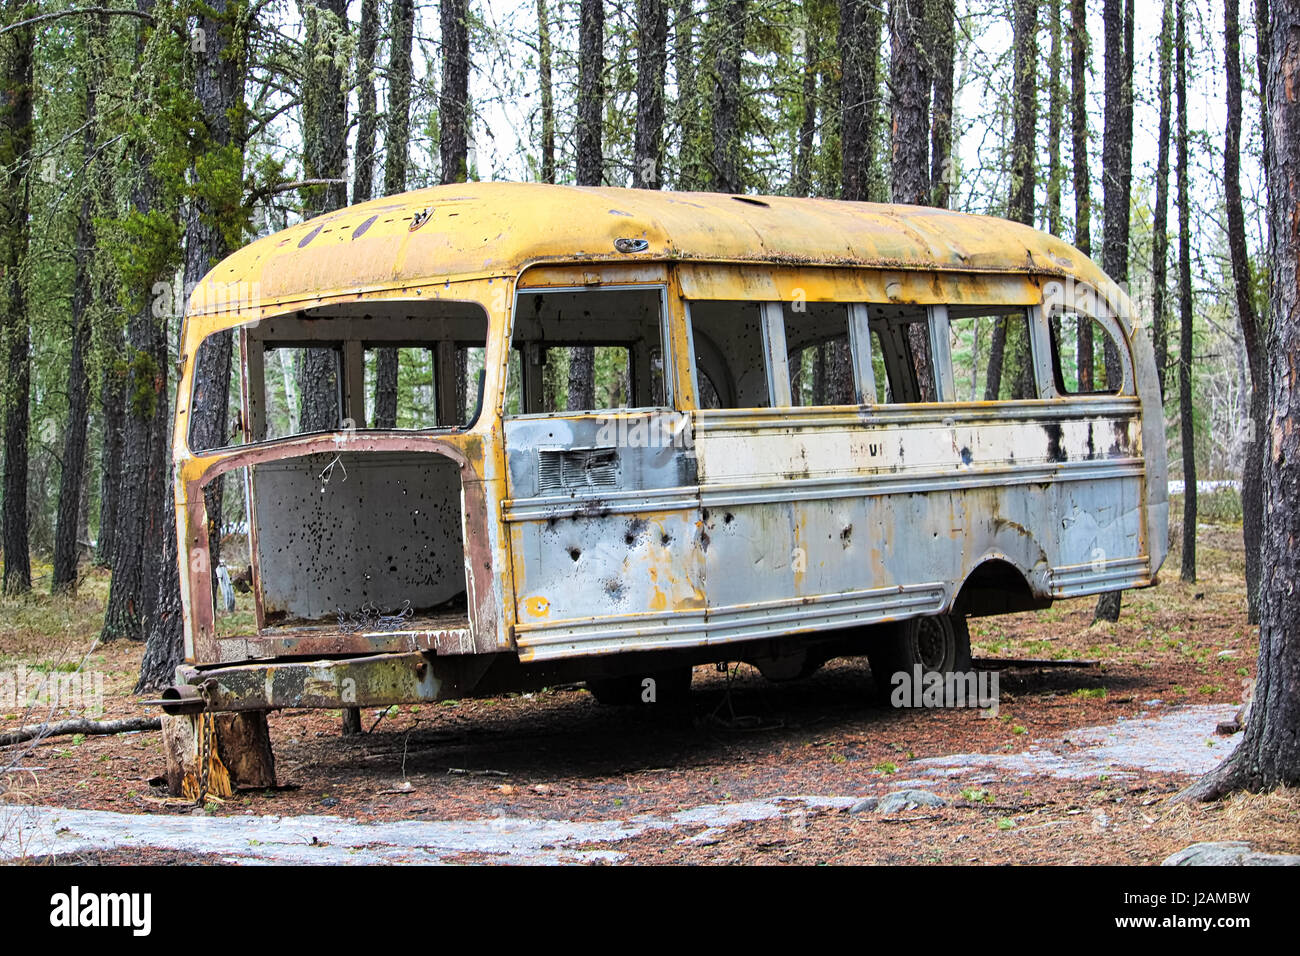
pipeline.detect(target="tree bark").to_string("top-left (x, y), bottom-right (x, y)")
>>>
top-left (929, 0), bottom-right (955, 209)
top-left (794, 15), bottom-right (816, 197)
top-left (139, 0), bottom-right (250, 691)
top-left (570, 0), bottom-right (605, 408)
top-left (890, 0), bottom-right (932, 398)
top-left (1008, 0), bottom-right (1036, 225)
top-left (1093, 0), bottom-right (1134, 623)
top-left (440, 0), bottom-right (470, 184)
top-left (1179, 0), bottom-right (1300, 800)
top-left (1070, 0), bottom-right (1094, 391)
top-left (674, 0), bottom-right (703, 190)
top-left (889, 0), bottom-right (929, 205)
top-left (1225, 0), bottom-right (1266, 624)
top-left (297, 0), bottom-right (348, 438)
top-left (54, 20), bottom-right (103, 593)
top-left (0, 2), bottom-right (34, 596)
top-left (352, 0), bottom-right (379, 205)
top-left (101, 0), bottom-right (178, 646)
top-left (841, 0), bottom-right (882, 203)
top-left (95, 340), bottom-right (125, 567)
top-left (633, 0), bottom-right (667, 189)
top-left (537, 0), bottom-right (555, 183)
top-left (300, 0), bottom-right (348, 217)
top-left (1152, 0), bottom-right (1173, 400)
top-left (386, 0), bottom-right (414, 196)
top-left (1176, 0), bottom-right (1196, 585)
top-left (1044, 0), bottom-right (1064, 234)
top-left (986, 0), bottom-right (1038, 402)
top-left (709, 0), bottom-right (745, 194)
top-left (372, 0), bottom-right (415, 430)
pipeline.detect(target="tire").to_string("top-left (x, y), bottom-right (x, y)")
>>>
top-left (586, 666), bottom-right (693, 707)
top-left (867, 614), bottom-right (972, 703)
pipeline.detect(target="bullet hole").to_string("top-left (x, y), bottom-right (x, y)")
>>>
top-left (723, 512), bottom-right (734, 524)
top-left (840, 525), bottom-right (853, 545)
top-left (700, 531), bottom-right (711, 552)
top-left (624, 517), bottom-right (648, 546)
top-left (960, 446), bottom-right (972, 465)
top-left (568, 547), bottom-right (581, 562)
top-left (660, 533), bottom-right (672, 546)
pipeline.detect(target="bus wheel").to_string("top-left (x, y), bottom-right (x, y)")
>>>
top-left (586, 667), bottom-right (693, 707)
top-left (867, 615), bottom-right (972, 701)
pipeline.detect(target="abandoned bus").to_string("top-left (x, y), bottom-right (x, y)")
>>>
top-left (163, 182), bottom-right (1167, 773)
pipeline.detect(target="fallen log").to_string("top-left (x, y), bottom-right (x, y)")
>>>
top-left (0, 716), bottom-right (161, 746)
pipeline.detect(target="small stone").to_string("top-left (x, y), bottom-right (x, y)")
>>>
top-left (1162, 841), bottom-right (1300, 866)
top-left (848, 796), bottom-right (878, 814)
top-left (877, 789), bottom-right (948, 814)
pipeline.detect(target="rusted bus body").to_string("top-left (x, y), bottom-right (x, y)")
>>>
top-left (169, 182), bottom-right (1167, 712)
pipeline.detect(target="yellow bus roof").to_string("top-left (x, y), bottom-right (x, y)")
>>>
top-left (187, 180), bottom-right (1110, 320)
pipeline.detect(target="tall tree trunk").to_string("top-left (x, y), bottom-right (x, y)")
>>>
top-left (1044, 0), bottom-right (1064, 234)
top-left (929, 0), bottom-right (955, 208)
top-left (102, 6), bottom-right (179, 650)
top-left (1225, 0), bottom-right (1266, 624)
top-left (537, 0), bottom-right (555, 183)
top-left (1179, 0), bottom-right (1300, 801)
top-left (95, 332), bottom-right (125, 567)
top-left (889, 0), bottom-right (929, 205)
top-left (373, 0), bottom-right (415, 431)
top-left (352, 0), bottom-right (379, 205)
top-left (1176, 0), bottom-right (1196, 585)
top-left (1008, 0), bottom-right (1037, 227)
top-left (633, 0), bottom-right (667, 189)
top-left (570, 0), bottom-right (605, 410)
top-left (794, 23), bottom-right (817, 197)
top-left (987, 0), bottom-right (1037, 402)
top-left (709, 0), bottom-right (745, 193)
top-left (1070, 0), bottom-right (1094, 391)
top-left (139, 0), bottom-right (251, 690)
top-left (386, 0), bottom-right (414, 195)
top-left (0, 2), bottom-right (33, 596)
top-left (1256, 0), bottom-right (1271, 184)
top-left (102, 2), bottom-right (174, 643)
top-left (1094, 0), bottom-right (1134, 624)
top-left (890, 0), bottom-right (932, 399)
top-left (840, 0), bottom-right (882, 203)
top-left (674, 0), bottom-right (702, 190)
top-left (440, 0), bottom-right (470, 184)
top-left (298, 0), bottom-right (349, 435)
top-left (300, 0), bottom-right (348, 216)
top-left (1152, 0), bottom-right (1173, 399)
top-left (54, 25), bottom-right (102, 593)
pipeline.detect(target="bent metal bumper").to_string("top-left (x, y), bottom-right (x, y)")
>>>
top-left (170, 653), bottom-right (452, 713)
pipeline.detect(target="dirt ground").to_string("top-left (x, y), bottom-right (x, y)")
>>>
top-left (2, 520), bottom-right (1296, 865)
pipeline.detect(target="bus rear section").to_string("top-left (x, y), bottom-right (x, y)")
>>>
top-left (172, 294), bottom-right (514, 718)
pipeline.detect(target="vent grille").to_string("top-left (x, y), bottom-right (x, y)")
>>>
top-left (537, 448), bottom-right (621, 494)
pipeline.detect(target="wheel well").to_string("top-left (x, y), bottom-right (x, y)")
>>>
top-left (952, 558), bottom-right (1050, 617)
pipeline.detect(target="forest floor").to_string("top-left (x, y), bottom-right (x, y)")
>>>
top-left (1, 513), bottom-right (1297, 865)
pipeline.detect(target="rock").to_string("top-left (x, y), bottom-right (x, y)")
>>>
top-left (848, 796), bottom-right (878, 814)
top-left (1161, 841), bottom-right (1300, 866)
top-left (877, 789), bottom-right (948, 814)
